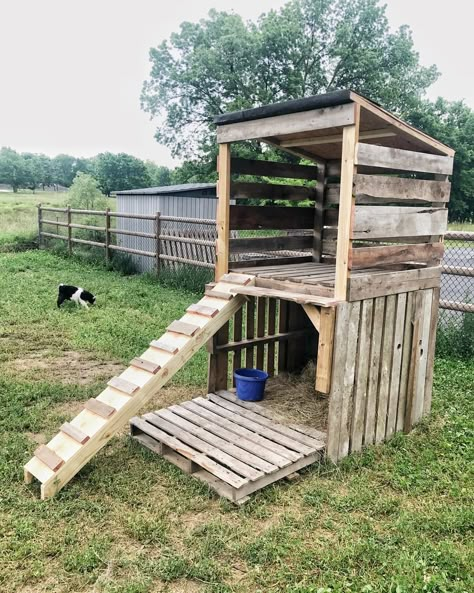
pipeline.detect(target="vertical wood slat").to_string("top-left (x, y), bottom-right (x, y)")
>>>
top-left (256, 298), bottom-right (266, 370)
top-left (413, 289), bottom-right (433, 423)
top-left (350, 299), bottom-right (374, 453)
top-left (267, 298), bottom-right (277, 377)
top-left (67, 206), bottom-right (72, 256)
top-left (245, 297), bottom-right (255, 369)
top-left (38, 204), bottom-right (43, 248)
top-left (404, 292), bottom-right (424, 433)
top-left (215, 143), bottom-right (231, 280)
top-left (154, 212), bottom-right (161, 276)
top-left (326, 302), bottom-right (352, 461)
top-left (375, 295), bottom-right (396, 444)
top-left (338, 302), bottom-right (362, 459)
top-left (278, 300), bottom-right (288, 374)
top-left (313, 163), bottom-right (325, 261)
top-left (315, 306), bottom-right (336, 395)
top-left (396, 291), bottom-right (415, 432)
top-left (364, 296), bottom-right (385, 446)
top-left (334, 104), bottom-right (359, 300)
top-left (385, 293), bottom-right (407, 440)
top-left (232, 306), bottom-right (243, 383)
top-left (423, 288), bottom-right (440, 416)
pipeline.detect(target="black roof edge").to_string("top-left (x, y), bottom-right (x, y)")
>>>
top-left (214, 89), bottom-right (355, 126)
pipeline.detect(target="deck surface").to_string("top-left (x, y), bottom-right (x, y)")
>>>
top-left (130, 391), bottom-right (326, 503)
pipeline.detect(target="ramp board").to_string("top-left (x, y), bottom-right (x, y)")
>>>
top-left (130, 391), bottom-right (326, 504)
top-left (24, 274), bottom-right (253, 499)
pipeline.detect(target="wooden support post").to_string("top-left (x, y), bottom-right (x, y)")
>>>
top-left (67, 206), bottom-right (72, 256)
top-left (215, 143), bottom-right (231, 281)
top-left (313, 163), bottom-right (326, 261)
top-left (155, 211), bottom-right (161, 276)
top-left (207, 322), bottom-right (230, 392)
top-left (315, 307), bottom-right (336, 395)
top-left (104, 207), bottom-right (110, 264)
top-left (334, 105), bottom-right (360, 300)
top-left (37, 204), bottom-right (42, 248)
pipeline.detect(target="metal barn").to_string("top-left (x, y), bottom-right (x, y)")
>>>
top-left (115, 183), bottom-right (217, 272)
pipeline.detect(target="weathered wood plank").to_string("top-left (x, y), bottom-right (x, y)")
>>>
top-left (315, 306), bottom-right (336, 395)
top-left (130, 357), bottom-right (162, 374)
top-left (267, 298), bottom-right (277, 376)
top-left (231, 181), bottom-right (316, 201)
top-left (220, 273), bottom-right (254, 285)
top-left (217, 103), bottom-right (355, 143)
top-left (348, 267), bottom-right (441, 301)
top-left (338, 302), bottom-right (362, 459)
top-left (396, 291), bottom-right (415, 432)
top-left (229, 235), bottom-right (312, 253)
top-left (34, 445), bottom-right (64, 472)
top-left (149, 340), bottom-right (179, 354)
top-left (231, 256), bottom-right (313, 269)
top-left (350, 299), bottom-right (374, 452)
top-left (60, 422), bottom-right (90, 445)
top-left (84, 398), bottom-right (116, 419)
top-left (385, 293), bottom-right (407, 439)
top-left (423, 288), bottom-right (440, 417)
top-left (413, 289), bottom-right (433, 424)
top-left (256, 298), bottom-right (266, 369)
top-left (355, 143), bottom-right (454, 175)
top-left (375, 295), bottom-right (396, 444)
top-left (229, 205), bottom-right (314, 230)
top-left (364, 297), bottom-right (385, 445)
top-left (255, 277), bottom-right (335, 299)
top-left (231, 157), bottom-right (319, 180)
top-left (167, 320), bottom-right (200, 337)
top-left (229, 285), bottom-right (338, 307)
top-left (404, 292), bottom-right (423, 433)
top-left (354, 174), bottom-right (451, 203)
top-left (186, 303), bottom-right (220, 318)
top-left (108, 376), bottom-right (140, 395)
top-left (352, 206), bottom-right (448, 240)
top-left (350, 242), bottom-right (444, 269)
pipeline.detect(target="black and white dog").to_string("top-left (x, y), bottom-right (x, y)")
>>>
top-left (57, 284), bottom-right (96, 309)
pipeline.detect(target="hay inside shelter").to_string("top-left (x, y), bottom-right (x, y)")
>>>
top-left (256, 362), bottom-right (328, 431)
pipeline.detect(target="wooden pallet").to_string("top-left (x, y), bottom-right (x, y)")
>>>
top-left (130, 390), bottom-right (326, 504)
top-left (23, 274), bottom-right (253, 499)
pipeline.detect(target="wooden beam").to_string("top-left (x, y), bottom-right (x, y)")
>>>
top-left (280, 128), bottom-right (396, 148)
top-left (302, 304), bottom-right (321, 332)
top-left (313, 162), bottom-right (325, 261)
top-left (230, 157), bottom-right (319, 180)
top-left (350, 242), bottom-right (444, 269)
top-left (216, 103), bottom-right (355, 143)
top-left (216, 143), bottom-right (231, 280)
top-left (229, 205), bottom-right (314, 230)
top-left (231, 181), bottom-right (316, 201)
top-left (334, 105), bottom-right (359, 300)
top-left (355, 143), bottom-right (454, 175)
top-left (315, 306), bottom-right (336, 395)
top-left (354, 174), bottom-right (451, 203)
top-left (229, 235), bottom-right (312, 253)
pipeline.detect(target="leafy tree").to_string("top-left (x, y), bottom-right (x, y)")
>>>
top-left (94, 152), bottom-right (151, 195)
top-left (0, 147), bottom-right (29, 192)
top-left (409, 99), bottom-right (474, 222)
top-left (141, 0), bottom-right (438, 159)
top-left (52, 154), bottom-right (90, 187)
top-left (66, 172), bottom-right (109, 210)
top-left (145, 161), bottom-right (173, 186)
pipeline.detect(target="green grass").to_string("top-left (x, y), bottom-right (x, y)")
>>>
top-left (0, 250), bottom-right (473, 593)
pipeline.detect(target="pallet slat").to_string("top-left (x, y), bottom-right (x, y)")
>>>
top-left (186, 303), bottom-right (219, 318)
top-left (84, 398), bottom-right (116, 419)
top-left (167, 320), bottom-right (200, 337)
top-left (34, 445), bottom-right (64, 472)
top-left (108, 376), bottom-right (140, 395)
top-left (149, 340), bottom-right (179, 355)
top-left (60, 422), bottom-right (90, 445)
top-left (130, 357), bottom-right (161, 374)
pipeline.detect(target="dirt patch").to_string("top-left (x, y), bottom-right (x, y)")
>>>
top-left (7, 349), bottom-right (124, 385)
top-left (25, 431), bottom-right (47, 445)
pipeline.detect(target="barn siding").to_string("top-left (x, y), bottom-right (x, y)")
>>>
top-left (115, 193), bottom-right (218, 272)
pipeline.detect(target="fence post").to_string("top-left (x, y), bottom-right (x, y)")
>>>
top-left (37, 204), bottom-right (42, 248)
top-left (105, 207), bottom-right (110, 265)
top-left (67, 206), bottom-right (72, 256)
top-left (155, 211), bottom-right (161, 276)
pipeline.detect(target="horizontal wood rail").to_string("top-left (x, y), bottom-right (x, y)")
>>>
top-left (441, 265), bottom-right (474, 277)
top-left (214, 329), bottom-right (313, 353)
top-left (230, 181), bottom-right (316, 202)
top-left (440, 300), bottom-right (474, 313)
top-left (231, 157), bottom-right (319, 180)
top-left (229, 235), bottom-right (312, 254)
top-left (230, 205), bottom-right (314, 230)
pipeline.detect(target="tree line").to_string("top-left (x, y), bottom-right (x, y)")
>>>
top-left (0, 148), bottom-right (175, 196)
top-left (141, 0), bottom-right (474, 222)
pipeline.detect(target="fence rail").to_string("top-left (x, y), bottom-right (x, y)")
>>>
top-left (38, 205), bottom-right (216, 273)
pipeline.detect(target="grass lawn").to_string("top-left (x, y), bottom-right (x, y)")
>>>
top-left (0, 250), bottom-right (472, 593)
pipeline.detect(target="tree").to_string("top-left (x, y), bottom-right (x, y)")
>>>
top-left (52, 154), bottom-right (91, 187)
top-left (0, 147), bottom-right (29, 192)
top-left (408, 99), bottom-right (474, 222)
top-left (141, 0), bottom-right (438, 159)
top-left (145, 161), bottom-right (173, 186)
top-left (94, 152), bottom-right (151, 195)
top-left (66, 172), bottom-right (109, 210)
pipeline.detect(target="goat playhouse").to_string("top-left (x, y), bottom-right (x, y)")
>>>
top-left (25, 90), bottom-right (454, 503)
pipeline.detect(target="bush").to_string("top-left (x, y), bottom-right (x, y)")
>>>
top-left (151, 264), bottom-right (213, 293)
top-left (436, 312), bottom-right (474, 359)
top-left (65, 172), bottom-right (108, 211)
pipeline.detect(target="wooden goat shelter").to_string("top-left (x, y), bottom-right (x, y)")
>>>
top-left (210, 89), bottom-right (454, 462)
top-left (24, 90), bottom-right (454, 503)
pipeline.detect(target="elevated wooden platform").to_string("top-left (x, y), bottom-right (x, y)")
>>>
top-left (231, 262), bottom-right (441, 302)
top-left (130, 390), bottom-right (326, 504)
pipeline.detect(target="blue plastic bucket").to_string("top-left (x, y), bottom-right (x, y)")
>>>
top-left (234, 368), bottom-right (269, 402)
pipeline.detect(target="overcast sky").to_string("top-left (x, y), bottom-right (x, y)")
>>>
top-left (0, 0), bottom-right (472, 167)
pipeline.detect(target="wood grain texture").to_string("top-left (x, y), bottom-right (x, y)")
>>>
top-left (375, 295), bottom-right (396, 444)
top-left (130, 357), bottom-right (162, 374)
top-left (364, 297), bottom-right (385, 446)
top-left (229, 205), bottom-right (314, 230)
top-left (385, 293), bottom-right (407, 439)
top-left (34, 445), bottom-right (64, 472)
top-left (217, 103), bottom-right (355, 143)
top-left (150, 340), bottom-right (180, 354)
top-left (231, 157), bottom-right (319, 180)
top-left (229, 235), bottom-right (312, 253)
top-left (352, 206), bottom-right (447, 240)
top-left (167, 320), bottom-right (200, 337)
top-left (423, 288), bottom-right (440, 416)
top-left (216, 143), bottom-right (231, 280)
top-left (396, 291), bottom-right (415, 433)
top-left (315, 306), bottom-right (336, 395)
top-left (354, 174), bottom-right (451, 203)
top-left (108, 376), bottom-right (140, 395)
top-left (350, 242), bottom-right (444, 269)
top-left (60, 422), bottom-right (90, 445)
top-left (348, 267), bottom-right (440, 301)
top-left (355, 143), bottom-right (454, 175)
top-left (84, 398), bottom-right (116, 419)
top-left (231, 181), bottom-right (316, 201)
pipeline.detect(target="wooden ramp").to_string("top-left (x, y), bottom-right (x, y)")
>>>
top-left (130, 390), bottom-right (326, 504)
top-left (24, 274), bottom-right (253, 499)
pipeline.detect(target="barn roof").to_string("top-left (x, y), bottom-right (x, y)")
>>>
top-left (116, 183), bottom-right (216, 197)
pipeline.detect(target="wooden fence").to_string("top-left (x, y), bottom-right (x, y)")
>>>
top-left (38, 205), bottom-right (216, 272)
